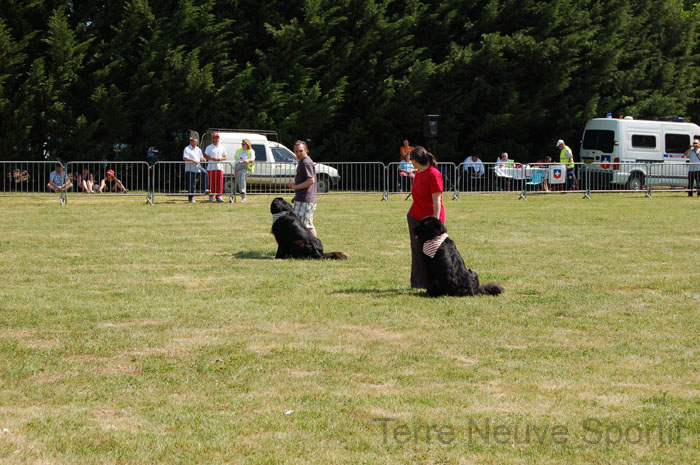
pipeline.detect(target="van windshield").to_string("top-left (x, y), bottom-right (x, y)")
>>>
top-left (272, 147), bottom-right (296, 162)
top-left (582, 130), bottom-right (614, 153)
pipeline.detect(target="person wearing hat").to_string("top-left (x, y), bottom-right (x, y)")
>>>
top-left (183, 135), bottom-right (208, 203)
top-left (556, 139), bottom-right (577, 190)
top-left (204, 133), bottom-right (227, 202)
top-left (98, 169), bottom-right (127, 193)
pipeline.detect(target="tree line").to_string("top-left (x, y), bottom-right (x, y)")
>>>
top-left (1, 0), bottom-right (699, 164)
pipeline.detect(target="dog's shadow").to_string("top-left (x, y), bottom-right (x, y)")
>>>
top-left (229, 250), bottom-right (276, 260)
top-left (333, 287), bottom-right (424, 297)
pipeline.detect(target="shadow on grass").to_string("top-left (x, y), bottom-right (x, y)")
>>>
top-left (229, 250), bottom-right (276, 260)
top-left (332, 287), bottom-right (425, 297)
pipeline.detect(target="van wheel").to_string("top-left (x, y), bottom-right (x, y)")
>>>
top-left (627, 174), bottom-right (644, 191)
top-left (224, 178), bottom-right (235, 194)
top-left (317, 174), bottom-right (330, 193)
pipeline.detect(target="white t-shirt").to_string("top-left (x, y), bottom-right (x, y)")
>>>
top-left (688, 148), bottom-right (700, 172)
top-left (183, 144), bottom-right (204, 172)
top-left (462, 156), bottom-right (484, 176)
top-left (205, 144), bottom-right (227, 171)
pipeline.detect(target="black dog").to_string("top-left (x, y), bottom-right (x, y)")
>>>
top-left (413, 216), bottom-right (502, 297)
top-left (270, 197), bottom-right (347, 260)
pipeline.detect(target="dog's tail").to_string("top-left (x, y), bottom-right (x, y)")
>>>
top-left (321, 252), bottom-right (348, 260)
top-left (478, 282), bottom-right (503, 296)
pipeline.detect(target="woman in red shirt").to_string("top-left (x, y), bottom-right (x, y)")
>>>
top-left (407, 146), bottom-right (445, 289)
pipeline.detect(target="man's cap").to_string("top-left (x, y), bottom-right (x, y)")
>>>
top-left (556, 139), bottom-right (565, 146)
top-left (107, 169), bottom-right (115, 176)
top-left (212, 133), bottom-right (220, 138)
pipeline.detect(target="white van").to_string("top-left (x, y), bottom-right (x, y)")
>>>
top-left (199, 129), bottom-right (340, 193)
top-left (579, 117), bottom-right (700, 189)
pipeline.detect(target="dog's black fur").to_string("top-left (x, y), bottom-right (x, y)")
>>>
top-left (270, 197), bottom-right (347, 260)
top-left (413, 216), bottom-right (502, 297)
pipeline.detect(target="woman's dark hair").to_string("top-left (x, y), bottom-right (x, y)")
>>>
top-left (410, 146), bottom-right (437, 168)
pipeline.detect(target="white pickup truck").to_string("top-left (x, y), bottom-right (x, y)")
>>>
top-left (199, 129), bottom-right (340, 193)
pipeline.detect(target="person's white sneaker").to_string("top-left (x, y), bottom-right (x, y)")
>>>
top-left (189, 199), bottom-right (196, 203)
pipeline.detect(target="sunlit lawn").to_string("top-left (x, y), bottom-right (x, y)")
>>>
top-left (0, 193), bottom-right (699, 464)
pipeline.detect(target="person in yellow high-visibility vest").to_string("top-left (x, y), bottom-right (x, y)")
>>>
top-left (556, 139), bottom-right (577, 190)
top-left (234, 139), bottom-right (255, 202)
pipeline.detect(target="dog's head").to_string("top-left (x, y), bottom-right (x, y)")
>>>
top-left (413, 216), bottom-right (447, 243)
top-left (271, 197), bottom-right (294, 214)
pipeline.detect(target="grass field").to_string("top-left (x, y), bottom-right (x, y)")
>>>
top-left (1, 193), bottom-right (699, 464)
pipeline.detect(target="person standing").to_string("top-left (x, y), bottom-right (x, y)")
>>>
top-left (556, 139), bottom-right (577, 190)
top-left (234, 139), bottom-right (255, 202)
top-left (183, 135), bottom-right (208, 203)
top-left (684, 139), bottom-right (700, 196)
top-left (204, 133), bottom-right (227, 202)
top-left (407, 146), bottom-right (445, 289)
top-left (287, 140), bottom-right (318, 237)
top-left (400, 139), bottom-right (414, 161)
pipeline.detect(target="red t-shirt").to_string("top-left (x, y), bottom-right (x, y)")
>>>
top-left (409, 166), bottom-right (445, 222)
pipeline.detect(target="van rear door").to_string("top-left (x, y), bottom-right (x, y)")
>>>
top-left (581, 127), bottom-right (615, 168)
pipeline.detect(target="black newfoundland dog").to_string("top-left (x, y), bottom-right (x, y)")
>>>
top-left (413, 216), bottom-right (502, 297)
top-left (270, 197), bottom-right (347, 260)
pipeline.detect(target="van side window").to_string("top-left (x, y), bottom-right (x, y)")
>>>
top-left (665, 134), bottom-right (690, 154)
top-left (252, 144), bottom-right (266, 160)
top-left (631, 135), bottom-right (656, 148)
top-left (582, 130), bottom-right (614, 153)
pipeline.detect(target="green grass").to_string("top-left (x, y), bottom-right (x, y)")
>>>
top-left (1, 193), bottom-right (699, 464)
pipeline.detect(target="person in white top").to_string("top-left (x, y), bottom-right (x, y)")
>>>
top-left (684, 138), bottom-right (700, 196)
top-left (234, 139), bottom-right (256, 202)
top-left (204, 133), bottom-right (227, 202)
top-left (496, 152), bottom-right (508, 168)
top-left (462, 154), bottom-right (485, 191)
top-left (183, 135), bottom-right (208, 203)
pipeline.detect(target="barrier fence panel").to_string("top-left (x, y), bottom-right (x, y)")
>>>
top-left (386, 162), bottom-right (414, 196)
top-left (648, 162), bottom-right (700, 195)
top-left (384, 162), bottom-right (458, 200)
top-left (64, 161), bottom-right (151, 203)
top-left (576, 162), bottom-right (692, 196)
top-left (0, 161), bottom-right (66, 202)
top-left (152, 161), bottom-right (235, 203)
top-left (313, 162), bottom-right (385, 196)
top-left (456, 162), bottom-right (537, 196)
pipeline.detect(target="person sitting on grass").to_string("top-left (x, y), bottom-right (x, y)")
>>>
top-left (47, 163), bottom-right (72, 192)
top-left (77, 167), bottom-right (95, 193)
top-left (98, 169), bottom-right (128, 193)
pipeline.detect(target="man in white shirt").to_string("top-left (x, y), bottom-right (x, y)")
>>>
top-left (183, 135), bottom-right (208, 203)
top-left (462, 154), bottom-right (485, 191)
top-left (204, 133), bottom-right (227, 202)
top-left (684, 138), bottom-right (700, 196)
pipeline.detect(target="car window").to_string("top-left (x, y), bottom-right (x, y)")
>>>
top-left (251, 144), bottom-right (266, 161)
top-left (582, 129), bottom-right (614, 153)
top-left (272, 147), bottom-right (297, 162)
top-left (665, 134), bottom-right (689, 154)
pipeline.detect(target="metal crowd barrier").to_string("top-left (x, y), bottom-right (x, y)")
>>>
top-left (3, 160), bottom-right (699, 204)
top-left (454, 162), bottom-right (542, 198)
top-left (319, 162), bottom-right (385, 196)
top-left (574, 162), bottom-right (700, 198)
top-left (64, 161), bottom-right (150, 203)
top-left (0, 161), bottom-right (66, 203)
top-left (383, 162), bottom-right (458, 201)
top-left (151, 161), bottom-right (236, 203)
